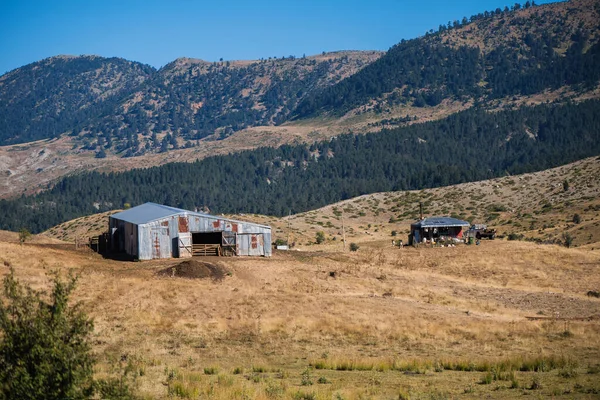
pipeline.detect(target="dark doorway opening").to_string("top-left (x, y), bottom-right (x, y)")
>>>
top-left (191, 232), bottom-right (222, 256)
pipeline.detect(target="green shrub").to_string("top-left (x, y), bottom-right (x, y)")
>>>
top-left (315, 231), bottom-right (326, 244)
top-left (18, 228), bottom-right (31, 245)
top-left (300, 369), bottom-right (313, 386)
top-left (349, 243), bottom-right (359, 252)
top-left (203, 366), bottom-right (218, 375)
top-left (232, 367), bottom-right (244, 374)
top-left (293, 391), bottom-right (316, 400)
top-left (562, 232), bottom-right (574, 248)
top-left (0, 269), bottom-right (130, 399)
top-left (507, 233), bottom-right (523, 241)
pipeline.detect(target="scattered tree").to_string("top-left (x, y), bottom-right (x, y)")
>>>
top-left (562, 232), bottom-right (574, 248)
top-left (572, 214), bottom-right (581, 224)
top-left (18, 228), bottom-right (31, 245)
top-left (349, 243), bottom-right (360, 252)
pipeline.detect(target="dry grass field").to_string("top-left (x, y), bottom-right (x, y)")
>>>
top-left (3, 157), bottom-right (599, 399)
top-left (1, 238), bottom-right (599, 399)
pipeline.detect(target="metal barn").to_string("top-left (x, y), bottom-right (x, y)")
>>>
top-left (109, 203), bottom-right (272, 260)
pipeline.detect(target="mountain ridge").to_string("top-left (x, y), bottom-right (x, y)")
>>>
top-left (1, 0), bottom-right (600, 208)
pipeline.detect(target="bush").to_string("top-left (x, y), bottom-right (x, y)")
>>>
top-left (562, 232), bottom-right (574, 248)
top-left (0, 269), bottom-right (95, 399)
top-left (204, 367), bottom-right (218, 375)
top-left (479, 372), bottom-right (493, 384)
top-left (315, 231), bottom-right (325, 244)
top-left (18, 228), bottom-right (31, 245)
top-left (572, 214), bottom-right (581, 224)
top-left (274, 238), bottom-right (287, 246)
top-left (300, 369), bottom-right (313, 386)
top-left (0, 269), bottom-right (135, 400)
top-left (507, 233), bottom-right (523, 241)
top-left (349, 243), bottom-right (360, 252)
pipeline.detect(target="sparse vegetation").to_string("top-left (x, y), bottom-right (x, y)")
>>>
top-left (18, 228), bottom-right (31, 245)
top-left (562, 232), bottom-right (574, 248)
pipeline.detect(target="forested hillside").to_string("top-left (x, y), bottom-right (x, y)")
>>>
top-left (2, 99), bottom-right (599, 233)
top-left (294, 0), bottom-right (600, 118)
top-left (0, 56), bottom-right (154, 145)
top-left (1, 0), bottom-right (599, 160)
top-left (0, 52), bottom-right (380, 154)
top-left (80, 52), bottom-right (380, 157)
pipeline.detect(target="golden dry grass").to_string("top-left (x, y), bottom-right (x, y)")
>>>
top-left (5, 156), bottom-right (600, 399)
top-left (1, 238), bottom-right (599, 399)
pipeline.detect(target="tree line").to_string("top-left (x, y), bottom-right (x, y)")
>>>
top-left (1, 99), bottom-right (599, 233)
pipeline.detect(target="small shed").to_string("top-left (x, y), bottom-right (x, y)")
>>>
top-left (408, 216), bottom-right (470, 245)
top-left (109, 203), bottom-right (271, 260)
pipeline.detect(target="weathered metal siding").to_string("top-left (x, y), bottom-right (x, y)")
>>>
top-left (185, 212), bottom-right (271, 257)
top-left (237, 233), bottom-right (267, 256)
top-left (124, 222), bottom-right (138, 257)
top-left (137, 215), bottom-right (179, 260)
top-left (177, 232), bottom-right (193, 258)
top-left (116, 209), bottom-right (271, 260)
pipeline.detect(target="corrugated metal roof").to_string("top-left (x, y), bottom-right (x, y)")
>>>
top-left (110, 203), bottom-right (184, 225)
top-left (411, 216), bottom-right (470, 228)
top-left (110, 202), bottom-right (270, 229)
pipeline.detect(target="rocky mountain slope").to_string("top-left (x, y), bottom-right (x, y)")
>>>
top-left (295, 0), bottom-right (600, 119)
top-left (0, 51), bottom-right (380, 154)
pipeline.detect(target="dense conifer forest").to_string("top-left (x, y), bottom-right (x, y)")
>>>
top-left (1, 99), bottom-right (599, 233)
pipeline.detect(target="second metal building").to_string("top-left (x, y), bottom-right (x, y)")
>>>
top-left (109, 202), bottom-right (272, 260)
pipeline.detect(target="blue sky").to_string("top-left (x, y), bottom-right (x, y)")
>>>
top-left (0, 0), bottom-right (556, 75)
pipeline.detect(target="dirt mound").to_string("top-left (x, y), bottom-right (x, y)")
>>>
top-left (157, 260), bottom-right (229, 281)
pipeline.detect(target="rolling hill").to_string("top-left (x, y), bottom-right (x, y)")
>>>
top-left (41, 155), bottom-right (600, 250)
top-left (0, 55), bottom-right (154, 145)
top-left (0, 51), bottom-right (380, 153)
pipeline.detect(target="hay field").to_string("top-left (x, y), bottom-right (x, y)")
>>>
top-left (1, 238), bottom-right (599, 399)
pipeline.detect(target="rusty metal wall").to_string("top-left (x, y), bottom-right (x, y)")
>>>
top-left (123, 211), bottom-right (271, 260)
top-left (138, 215), bottom-right (178, 260)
